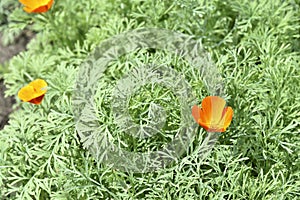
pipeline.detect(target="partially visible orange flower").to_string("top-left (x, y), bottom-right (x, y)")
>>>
top-left (19, 0), bottom-right (54, 13)
top-left (18, 79), bottom-right (47, 105)
top-left (192, 96), bottom-right (233, 132)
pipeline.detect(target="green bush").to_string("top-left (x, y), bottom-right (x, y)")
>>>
top-left (0, 0), bottom-right (299, 199)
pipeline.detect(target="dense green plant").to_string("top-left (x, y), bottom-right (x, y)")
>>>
top-left (0, 0), bottom-right (299, 199)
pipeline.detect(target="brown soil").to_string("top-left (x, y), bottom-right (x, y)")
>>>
top-left (0, 31), bottom-right (35, 129)
top-left (0, 79), bottom-right (15, 129)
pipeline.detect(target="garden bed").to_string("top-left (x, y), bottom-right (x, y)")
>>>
top-left (0, 0), bottom-right (299, 199)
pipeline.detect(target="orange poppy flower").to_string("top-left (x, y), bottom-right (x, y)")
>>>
top-left (192, 96), bottom-right (233, 132)
top-left (19, 0), bottom-right (54, 13)
top-left (18, 79), bottom-right (47, 105)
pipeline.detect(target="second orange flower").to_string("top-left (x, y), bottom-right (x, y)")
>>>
top-left (19, 0), bottom-right (54, 13)
top-left (18, 79), bottom-right (47, 105)
top-left (192, 96), bottom-right (233, 132)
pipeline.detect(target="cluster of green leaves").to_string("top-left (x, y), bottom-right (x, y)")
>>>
top-left (0, 0), bottom-right (24, 46)
top-left (0, 0), bottom-right (299, 199)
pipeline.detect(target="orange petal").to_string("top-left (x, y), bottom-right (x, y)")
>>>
top-left (207, 127), bottom-right (225, 132)
top-left (208, 96), bottom-right (226, 125)
top-left (220, 106), bottom-right (233, 130)
top-left (23, 7), bottom-right (33, 13)
top-left (29, 79), bottom-right (47, 91)
top-left (28, 95), bottom-right (45, 105)
top-left (192, 105), bottom-right (200, 123)
top-left (198, 96), bottom-right (225, 126)
top-left (199, 96), bottom-right (212, 121)
top-left (18, 85), bottom-right (36, 102)
top-left (207, 107), bottom-right (233, 132)
top-left (31, 5), bottom-right (48, 13)
top-left (192, 104), bottom-right (211, 130)
top-left (19, 0), bottom-right (37, 6)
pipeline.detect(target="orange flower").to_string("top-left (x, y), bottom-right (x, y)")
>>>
top-left (192, 96), bottom-right (233, 132)
top-left (18, 79), bottom-right (47, 105)
top-left (19, 0), bottom-right (54, 13)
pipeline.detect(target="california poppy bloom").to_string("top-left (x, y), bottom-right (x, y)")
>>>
top-left (18, 79), bottom-right (47, 105)
top-left (192, 96), bottom-right (233, 132)
top-left (19, 0), bottom-right (54, 13)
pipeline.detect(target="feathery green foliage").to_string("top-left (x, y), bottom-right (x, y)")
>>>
top-left (0, 0), bottom-right (299, 199)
